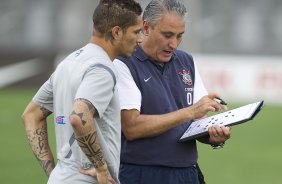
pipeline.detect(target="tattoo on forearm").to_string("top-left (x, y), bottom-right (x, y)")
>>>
top-left (27, 123), bottom-right (49, 159)
top-left (27, 123), bottom-right (54, 176)
top-left (40, 107), bottom-right (52, 118)
top-left (76, 131), bottom-right (105, 168)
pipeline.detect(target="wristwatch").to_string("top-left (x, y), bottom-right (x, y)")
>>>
top-left (210, 142), bottom-right (225, 149)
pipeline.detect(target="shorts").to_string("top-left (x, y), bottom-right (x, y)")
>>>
top-left (119, 163), bottom-right (200, 184)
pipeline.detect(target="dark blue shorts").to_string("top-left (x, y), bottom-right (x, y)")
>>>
top-left (119, 163), bottom-right (200, 184)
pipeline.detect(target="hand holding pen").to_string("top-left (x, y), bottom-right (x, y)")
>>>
top-left (189, 93), bottom-right (228, 119)
top-left (214, 96), bottom-right (228, 111)
top-left (214, 97), bottom-right (227, 105)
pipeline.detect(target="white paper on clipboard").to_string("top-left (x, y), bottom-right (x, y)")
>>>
top-left (178, 101), bottom-right (264, 142)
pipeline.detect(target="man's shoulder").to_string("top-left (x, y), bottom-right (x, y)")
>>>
top-left (115, 55), bottom-right (132, 63)
top-left (69, 43), bottom-right (110, 63)
top-left (115, 54), bottom-right (141, 70)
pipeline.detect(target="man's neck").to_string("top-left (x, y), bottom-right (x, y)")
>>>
top-left (90, 36), bottom-right (116, 61)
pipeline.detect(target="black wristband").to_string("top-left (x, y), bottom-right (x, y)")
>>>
top-left (210, 142), bottom-right (225, 149)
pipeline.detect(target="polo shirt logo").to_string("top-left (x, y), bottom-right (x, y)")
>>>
top-left (178, 69), bottom-right (192, 86)
top-left (144, 76), bottom-right (152, 82)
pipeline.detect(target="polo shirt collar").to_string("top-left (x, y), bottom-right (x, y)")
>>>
top-left (134, 45), bottom-right (149, 62)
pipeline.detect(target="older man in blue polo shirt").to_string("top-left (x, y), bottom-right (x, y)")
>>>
top-left (114, 0), bottom-right (231, 183)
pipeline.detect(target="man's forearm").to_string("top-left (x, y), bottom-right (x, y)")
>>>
top-left (70, 99), bottom-right (107, 172)
top-left (121, 108), bottom-right (195, 140)
top-left (26, 122), bottom-right (55, 176)
top-left (76, 130), bottom-right (106, 170)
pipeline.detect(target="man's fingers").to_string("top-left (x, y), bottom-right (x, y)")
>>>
top-left (209, 125), bottom-right (231, 139)
top-left (80, 168), bottom-right (97, 176)
top-left (207, 93), bottom-right (227, 111)
top-left (108, 177), bottom-right (116, 184)
top-left (221, 126), bottom-right (231, 138)
top-left (207, 92), bottom-right (220, 100)
top-left (80, 168), bottom-right (117, 184)
top-left (209, 125), bottom-right (222, 137)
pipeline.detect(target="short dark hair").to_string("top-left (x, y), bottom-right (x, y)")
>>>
top-left (93, 0), bottom-right (142, 41)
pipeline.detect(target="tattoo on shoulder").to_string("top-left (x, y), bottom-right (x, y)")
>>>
top-left (40, 107), bottom-right (52, 118)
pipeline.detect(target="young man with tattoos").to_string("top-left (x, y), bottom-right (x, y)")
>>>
top-left (21, 1), bottom-right (143, 183)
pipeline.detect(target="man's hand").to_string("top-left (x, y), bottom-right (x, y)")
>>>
top-left (80, 167), bottom-right (116, 184)
top-left (189, 93), bottom-right (227, 120)
top-left (208, 125), bottom-right (231, 144)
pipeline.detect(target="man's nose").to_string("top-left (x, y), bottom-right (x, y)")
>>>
top-left (168, 37), bottom-right (179, 49)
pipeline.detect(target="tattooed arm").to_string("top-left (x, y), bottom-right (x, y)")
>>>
top-left (21, 102), bottom-right (55, 177)
top-left (69, 98), bottom-right (113, 184)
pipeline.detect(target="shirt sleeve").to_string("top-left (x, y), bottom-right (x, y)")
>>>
top-left (75, 65), bottom-right (115, 117)
top-left (113, 59), bottom-right (141, 111)
top-left (193, 62), bottom-right (208, 103)
top-left (32, 74), bottom-right (54, 112)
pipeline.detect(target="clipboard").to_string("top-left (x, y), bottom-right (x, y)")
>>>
top-left (178, 101), bottom-right (264, 142)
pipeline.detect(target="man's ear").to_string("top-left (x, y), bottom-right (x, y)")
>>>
top-left (111, 26), bottom-right (123, 41)
top-left (143, 21), bottom-right (150, 35)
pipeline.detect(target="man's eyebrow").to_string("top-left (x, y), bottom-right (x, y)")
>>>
top-left (161, 31), bottom-right (185, 35)
top-left (161, 31), bottom-right (174, 35)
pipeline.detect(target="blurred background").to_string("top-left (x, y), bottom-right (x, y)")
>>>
top-left (0, 0), bottom-right (281, 183)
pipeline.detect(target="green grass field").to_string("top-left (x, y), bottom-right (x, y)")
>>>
top-left (0, 88), bottom-right (281, 184)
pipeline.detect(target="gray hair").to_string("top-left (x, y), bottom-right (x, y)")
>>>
top-left (142, 0), bottom-right (187, 27)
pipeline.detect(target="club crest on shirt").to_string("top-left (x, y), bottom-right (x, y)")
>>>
top-left (56, 116), bottom-right (66, 125)
top-left (178, 69), bottom-right (192, 86)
